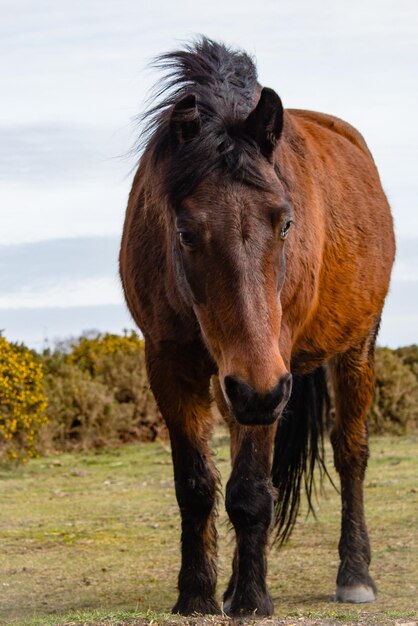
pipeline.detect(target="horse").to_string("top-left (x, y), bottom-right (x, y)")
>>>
top-left (119, 37), bottom-right (395, 616)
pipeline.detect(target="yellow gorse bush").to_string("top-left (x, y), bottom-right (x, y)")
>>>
top-left (66, 331), bottom-right (144, 375)
top-left (0, 336), bottom-right (47, 464)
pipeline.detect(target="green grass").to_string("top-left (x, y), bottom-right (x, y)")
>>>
top-left (0, 431), bottom-right (417, 625)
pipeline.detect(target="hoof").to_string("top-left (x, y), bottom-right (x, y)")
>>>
top-left (172, 595), bottom-right (221, 616)
top-left (223, 591), bottom-right (274, 616)
top-left (222, 597), bottom-right (232, 615)
top-left (336, 584), bottom-right (376, 603)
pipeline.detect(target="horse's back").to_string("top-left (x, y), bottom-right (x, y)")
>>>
top-left (287, 109), bottom-right (372, 158)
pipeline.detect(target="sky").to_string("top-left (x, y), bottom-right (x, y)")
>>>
top-left (0, 0), bottom-right (417, 349)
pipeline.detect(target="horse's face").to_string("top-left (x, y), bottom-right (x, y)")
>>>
top-left (169, 87), bottom-right (293, 425)
top-left (175, 164), bottom-right (293, 425)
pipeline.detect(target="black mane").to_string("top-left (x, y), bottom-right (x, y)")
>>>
top-left (140, 37), bottom-right (267, 200)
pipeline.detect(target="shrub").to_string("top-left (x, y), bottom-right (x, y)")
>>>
top-left (3, 330), bottom-right (417, 460)
top-left (66, 331), bottom-right (144, 376)
top-left (395, 345), bottom-right (418, 380)
top-left (40, 332), bottom-right (164, 453)
top-left (0, 336), bottom-right (47, 464)
top-left (41, 359), bottom-right (116, 451)
top-left (368, 347), bottom-right (418, 435)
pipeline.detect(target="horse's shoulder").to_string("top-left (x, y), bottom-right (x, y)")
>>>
top-left (287, 109), bottom-right (371, 157)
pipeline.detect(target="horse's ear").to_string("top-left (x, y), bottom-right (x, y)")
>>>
top-left (244, 87), bottom-right (284, 159)
top-left (170, 94), bottom-right (201, 144)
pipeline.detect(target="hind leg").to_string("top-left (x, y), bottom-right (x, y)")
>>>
top-left (330, 335), bottom-right (377, 603)
top-left (147, 342), bottom-right (220, 615)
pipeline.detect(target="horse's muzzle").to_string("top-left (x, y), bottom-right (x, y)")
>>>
top-left (224, 373), bottom-right (293, 425)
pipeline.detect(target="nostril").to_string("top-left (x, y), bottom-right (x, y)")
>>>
top-left (224, 375), bottom-right (238, 404)
top-left (224, 375), bottom-right (253, 410)
top-left (280, 373), bottom-right (293, 403)
top-left (265, 373), bottom-right (292, 409)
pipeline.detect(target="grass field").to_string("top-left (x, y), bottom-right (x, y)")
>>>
top-left (0, 430), bottom-right (417, 626)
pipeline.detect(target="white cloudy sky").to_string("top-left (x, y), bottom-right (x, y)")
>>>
top-left (0, 0), bottom-right (417, 348)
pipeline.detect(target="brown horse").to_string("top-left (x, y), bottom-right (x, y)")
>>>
top-left (119, 37), bottom-right (395, 616)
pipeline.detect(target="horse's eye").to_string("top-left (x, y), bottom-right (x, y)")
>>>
top-left (280, 219), bottom-right (294, 240)
top-left (178, 231), bottom-right (198, 249)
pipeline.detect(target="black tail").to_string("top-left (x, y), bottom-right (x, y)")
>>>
top-left (272, 366), bottom-right (333, 545)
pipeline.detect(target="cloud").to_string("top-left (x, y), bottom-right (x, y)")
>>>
top-left (0, 277), bottom-right (122, 309)
top-left (0, 237), bottom-right (123, 309)
top-left (0, 237), bottom-right (120, 295)
top-left (0, 124), bottom-right (130, 183)
top-left (1, 304), bottom-right (135, 349)
top-left (0, 183), bottom-right (128, 245)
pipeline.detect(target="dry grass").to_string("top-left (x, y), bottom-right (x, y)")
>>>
top-left (0, 430), bottom-right (417, 626)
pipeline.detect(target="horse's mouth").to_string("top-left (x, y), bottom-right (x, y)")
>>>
top-left (231, 398), bottom-right (289, 426)
top-left (233, 410), bottom-right (281, 426)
